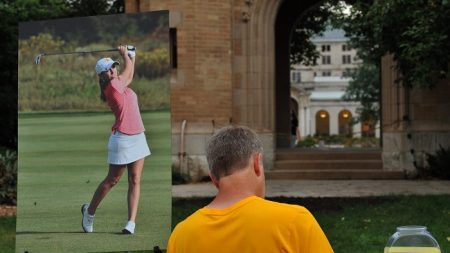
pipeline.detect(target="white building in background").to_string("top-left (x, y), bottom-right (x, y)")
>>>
top-left (290, 28), bottom-right (379, 138)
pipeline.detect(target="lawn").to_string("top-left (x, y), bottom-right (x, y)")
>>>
top-left (3, 195), bottom-right (450, 252)
top-left (173, 195), bottom-right (450, 253)
top-left (0, 216), bottom-right (15, 252)
top-left (16, 111), bottom-right (171, 253)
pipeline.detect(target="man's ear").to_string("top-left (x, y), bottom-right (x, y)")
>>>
top-left (253, 153), bottom-right (263, 177)
top-left (209, 171), bottom-right (219, 188)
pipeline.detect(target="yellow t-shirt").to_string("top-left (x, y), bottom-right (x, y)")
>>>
top-left (167, 196), bottom-right (334, 253)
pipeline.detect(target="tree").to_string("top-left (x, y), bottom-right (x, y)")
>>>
top-left (67, 0), bottom-right (125, 17)
top-left (0, 0), bottom-right (124, 149)
top-left (331, 0), bottom-right (450, 128)
top-left (343, 63), bottom-right (380, 126)
top-left (290, 0), bottom-right (347, 66)
top-left (339, 0), bottom-right (450, 88)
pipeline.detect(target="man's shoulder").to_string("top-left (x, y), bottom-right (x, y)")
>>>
top-left (254, 197), bottom-right (306, 210)
top-left (254, 197), bottom-right (310, 217)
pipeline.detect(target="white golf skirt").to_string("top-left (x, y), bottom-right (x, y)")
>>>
top-left (107, 131), bottom-right (151, 165)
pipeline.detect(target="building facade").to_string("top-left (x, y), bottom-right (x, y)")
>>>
top-left (290, 28), bottom-right (379, 139)
top-left (125, 0), bottom-right (450, 180)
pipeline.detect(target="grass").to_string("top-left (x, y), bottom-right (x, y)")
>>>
top-left (0, 216), bottom-right (15, 252)
top-left (16, 111), bottom-right (171, 253)
top-left (3, 195), bottom-right (450, 252)
top-left (172, 195), bottom-right (450, 253)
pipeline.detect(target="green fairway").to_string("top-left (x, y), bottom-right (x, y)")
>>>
top-left (16, 111), bottom-right (171, 253)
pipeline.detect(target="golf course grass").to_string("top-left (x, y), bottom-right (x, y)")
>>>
top-left (17, 110), bottom-right (171, 253)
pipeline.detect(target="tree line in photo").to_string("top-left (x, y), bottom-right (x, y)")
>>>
top-left (18, 33), bottom-right (170, 111)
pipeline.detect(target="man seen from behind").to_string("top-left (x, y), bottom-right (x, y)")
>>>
top-left (167, 125), bottom-right (334, 253)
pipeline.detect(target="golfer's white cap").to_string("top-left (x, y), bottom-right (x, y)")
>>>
top-left (95, 58), bottom-right (120, 74)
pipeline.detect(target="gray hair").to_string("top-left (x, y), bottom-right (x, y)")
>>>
top-left (206, 125), bottom-right (263, 179)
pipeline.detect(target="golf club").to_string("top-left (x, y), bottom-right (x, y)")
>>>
top-left (34, 45), bottom-right (136, 65)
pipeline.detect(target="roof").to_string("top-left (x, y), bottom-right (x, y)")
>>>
top-left (311, 28), bottom-right (348, 43)
top-left (310, 91), bottom-right (345, 100)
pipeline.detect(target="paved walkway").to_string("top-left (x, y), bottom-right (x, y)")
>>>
top-left (173, 180), bottom-right (450, 198)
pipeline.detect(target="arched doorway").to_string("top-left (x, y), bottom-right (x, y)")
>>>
top-left (275, 0), bottom-right (319, 148)
top-left (315, 110), bottom-right (329, 135)
top-left (338, 109), bottom-right (352, 136)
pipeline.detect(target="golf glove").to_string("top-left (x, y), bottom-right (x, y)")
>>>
top-left (127, 45), bottom-right (136, 58)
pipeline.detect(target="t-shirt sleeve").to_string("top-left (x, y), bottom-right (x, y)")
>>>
top-left (289, 208), bottom-right (334, 253)
top-left (110, 77), bottom-right (127, 94)
top-left (167, 223), bottom-right (182, 253)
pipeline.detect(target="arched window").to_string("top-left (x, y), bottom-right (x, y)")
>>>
top-left (315, 110), bottom-right (329, 136)
top-left (338, 110), bottom-right (352, 136)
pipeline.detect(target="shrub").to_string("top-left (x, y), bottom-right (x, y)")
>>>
top-left (425, 145), bottom-right (450, 180)
top-left (172, 163), bottom-right (190, 185)
top-left (297, 136), bottom-right (316, 148)
top-left (0, 150), bottom-right (17, 205)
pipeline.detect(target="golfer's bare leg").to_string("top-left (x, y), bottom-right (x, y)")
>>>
top-left (88, 164), bottom-right (126, 215)
top-left (127, 158), bottom-right (144, 222)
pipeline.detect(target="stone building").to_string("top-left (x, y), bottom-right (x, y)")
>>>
top-left (125, 0), bottom-right (450, 180)
top-left (290, 28), bottom-right (379, 139)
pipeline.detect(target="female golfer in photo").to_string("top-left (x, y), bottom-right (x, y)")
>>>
top-left (81, 45), bottom-right (151, 234)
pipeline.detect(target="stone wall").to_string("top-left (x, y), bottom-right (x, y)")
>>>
top-left (126, 0), bottom-right (281, 180)
top-left (125, 1), bottom-right (450, 179)
top-left (381, 55), bottom-right (450, 176)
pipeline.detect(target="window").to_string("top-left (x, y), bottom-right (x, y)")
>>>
top-left (316, 110), bottom-right (330, 136)
top-left (322, 71), bottom-right (331, 76)
top-left (342, 55), bottom-right (351, 64)
top-left (322, 55), bottom-right (331, 65)
top-left (291, 71), bottom-right (301, 83)
top-left (339, 110), bottom-right (353, 136)
top-left (170, 28), bottom-right (177, 68)
top-left (321, 45), bottom-right (330, 52)
top-left (342, 44), bottom-right (351, 51)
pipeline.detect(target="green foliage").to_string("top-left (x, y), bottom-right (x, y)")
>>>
top-left (343, 63), bottom-right (380, 124)
top-left (295, 135), bottom-right (379, 148)
top-left (0, 150), bottom-right (17, 205)
top-left (19, 33), bottom-right (170, 112)
top-left (297, 136), bottom-right (316, 148)
top-left (0, 217), bottom-right (16, 253)
top-left (0, 0), bottom-right (125, 149)
top-left (14, 0), bottom-right (71, 21)
top-left (290, 0), bottom-right (347, 66)
top-left (67, 0), bottom-right (123, 17)
top-left (19, 33), bottom-right (67, 65)
top-left (137, 47), bottom-right (170, 79)
top-left (425, 145), bottom-right (450, 179)
top-left (338, 0), bottom-right (450, 88)
top-left (344, 136), bottom-right (379, 148)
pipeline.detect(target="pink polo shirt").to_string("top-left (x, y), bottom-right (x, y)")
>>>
top-left (104, 77), bottom-right (145, 135)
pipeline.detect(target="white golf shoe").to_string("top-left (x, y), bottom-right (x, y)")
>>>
top-left (122, 221), bottom-right (135, 234)
top-left (81, 203), bottom-right (94, 233)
